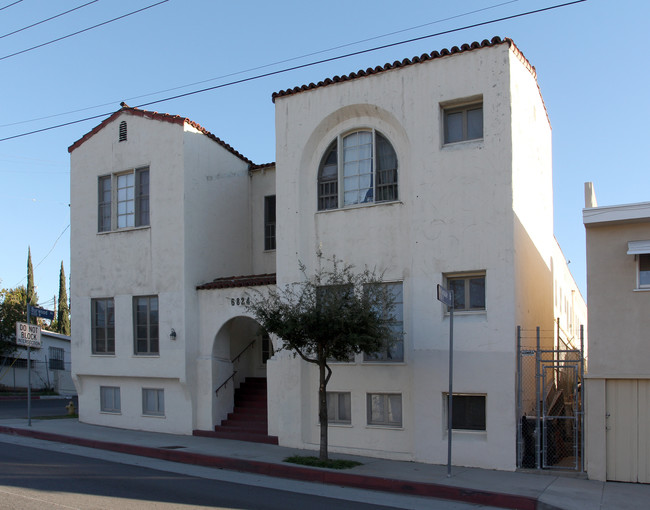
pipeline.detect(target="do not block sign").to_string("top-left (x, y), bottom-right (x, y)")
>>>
top-left (15, 322), bottom-right (41, 348)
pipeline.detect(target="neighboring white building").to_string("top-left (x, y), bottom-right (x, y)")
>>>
top-left (583, 184), bottom-right (650, 482)
top-left (0, 330), bottom-right (75, 395)
top-left (69, 37), bottom-right (585, 471)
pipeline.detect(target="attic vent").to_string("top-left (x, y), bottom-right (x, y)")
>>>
top-left (119, 121), bottom-right (127, 142)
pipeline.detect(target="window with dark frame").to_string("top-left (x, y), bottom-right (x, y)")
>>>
top-left (445, 394), bottom-right (486, 431)
top-left (327, 392), bottom-right (351, 424)
top-left (444, 103), bottom-right (483, 144)
top-left (367, 393), bottom-right (402, 427)
top-left (639, 253), bottom-right (650, 288)
top-left (134, 296), bottom-right (159, 355)
top-left (98, 167), bottom-right (149, 232)
top-left (100, 386), bottom-right (121, 413)
top-left (142, 388), bottom-right (164, 416)
top-left (92, 298), bottom-right (115, 354)
top-left (364, 282), bottom-right (404, 362)
top-left (446, 273), bottom-right (486, 312)
top-left (264, 195), bottom-right (276, 251)
top-left (317, 130), bottom-right (398, 211)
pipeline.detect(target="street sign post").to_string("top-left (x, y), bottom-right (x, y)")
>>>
top-left (437, 284), bottom-right (454, 477)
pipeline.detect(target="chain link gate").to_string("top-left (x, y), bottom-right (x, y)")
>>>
top-left (517, 324), bottom-right (584, 471)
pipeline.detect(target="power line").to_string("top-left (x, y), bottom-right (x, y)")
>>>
top-left (0, 0), bottom-right (100, 40)
top-left (0, 0), bottom-right (586, 143)
top-left (0, 0), bottom-right (521, 129)
top-left (0, 0), bottom-right (22, 11)
top-left (13, 224), bottom-right (70, 288)
top-left (0, 0), bottom-right (168, 61)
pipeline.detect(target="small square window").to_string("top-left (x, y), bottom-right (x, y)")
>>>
top-left (444, 103), bottom-right (483, 144)
top-left (327, 392), bottom-right (351, 424)
top-left (367, 393), bottom-right (402, 427)
top-left (142, 388), bottom-right (164, 416)
top-left (445, 394), bottom-right (486, 431)
top-left (100, 386), bottom-right (121, 413)
top-left (446, 273), bottom-right (486, 312)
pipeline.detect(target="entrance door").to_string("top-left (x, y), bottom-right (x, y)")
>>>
top-left (606, 379), bottom-right (650, 483)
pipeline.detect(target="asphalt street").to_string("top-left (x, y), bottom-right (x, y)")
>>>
top-left (0, 397), bottom-right (76, 419)
top-left (0, 435), bottom-right (501, 510)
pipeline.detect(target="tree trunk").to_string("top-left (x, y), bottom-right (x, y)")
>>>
top-left (318, 360), bottom-right (328, 461)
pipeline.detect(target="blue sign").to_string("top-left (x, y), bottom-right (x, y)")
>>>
top-left (29, 305), bottom-right (55, 320)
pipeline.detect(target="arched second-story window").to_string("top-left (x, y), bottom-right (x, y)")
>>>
top-left (318, 129), bottom-right (398, 211)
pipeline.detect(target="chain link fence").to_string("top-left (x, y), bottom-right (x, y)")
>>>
top-left (517, 324), bottom-right (584, 471)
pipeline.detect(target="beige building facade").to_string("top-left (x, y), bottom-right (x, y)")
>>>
top-left (584, 185), bottom-right (650, 482)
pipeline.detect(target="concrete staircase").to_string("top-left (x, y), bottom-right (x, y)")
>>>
top-left (193, 377), bottom-right (278, 445)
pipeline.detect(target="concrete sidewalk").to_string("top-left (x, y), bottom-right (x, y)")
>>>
top-left (0, 418), bottom-right (647, 510)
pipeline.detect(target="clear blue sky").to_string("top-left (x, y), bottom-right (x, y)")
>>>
top-left (1, 0), bottom-right (648, 308)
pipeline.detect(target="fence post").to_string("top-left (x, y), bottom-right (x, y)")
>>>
top-left (580, 324), bottom-right (585, 473)
top-left (535, 326), bottom-right (541, 470)
top-left (516, 326), bottom-right (522, 468)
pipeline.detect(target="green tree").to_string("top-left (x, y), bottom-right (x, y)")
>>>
top-left (56, 262), bottom-right (70, 335)
top-left (247, 253), bottom-right (397, 461)
top-left (26, 247), bottom-right (36, 312)
top-left (0, 286), bottom-right (27, 356)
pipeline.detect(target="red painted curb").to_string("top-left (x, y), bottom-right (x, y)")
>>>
top-left (0, 426), bottom-right (538, 510)
top-left (0, 396), bottom-right (41, 400)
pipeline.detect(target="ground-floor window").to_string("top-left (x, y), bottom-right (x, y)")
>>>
top-left (445, 393), bottom-right (486, 431)
top-left (100, 386), bottom-right (121, 413)
top-left (367, 393), bottom-right (402, 427)
top-left (142, 388), bottom-right (164, 416)
top-left (327, 392), bottom-right (351, 424)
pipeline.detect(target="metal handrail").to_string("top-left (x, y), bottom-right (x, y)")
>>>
top-left (231, 339), bottom-right (256, 364)
top-left (215, 370), bottom-right (237, 396)
top-left (215, 339), bottom-right (257, 396)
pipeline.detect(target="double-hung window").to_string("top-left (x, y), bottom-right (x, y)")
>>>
top-left (367, 393), bottom-right (402, 427)
top-left (142, 388), bottom-right (164, 416)
top-left (97, 167), bottom-right (149, 232)
top-left (92, 298), bottom-right (115, 354)
top-left (134, 296), bottom-right (158, 355)
top-left (101, 386), bottom-right (121, 413)
top-left (446, 272), bottom-right (486, 312)
top-left (364, 282), bottom-right (404, 362)
top-left (318, 130), bottom-right (398, 210)
top-left (327, 392), bottom-right (351, 424)
top-left (443, 102), bottom-right (483, 144)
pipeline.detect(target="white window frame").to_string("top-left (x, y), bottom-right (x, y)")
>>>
top-left (317, 129), bottom-right (398, 211)
top-left (100, 386), bottom-right (121, 413)
top-left (442, 100), bottom-right (483, 145)
top-left (367, 393), bottom-right (402, 427)
top-left (326, 392), bottom-right (352, 425)
top-left (443, 393), bottom-right (486, 432)
top-left (639, 253), bottom-right (650, 290)
top-left (97, 166), bottom-right (149, 232)
top-left (142, 388), bottom-right (164, 416)
top-left (364, 282), bottom-right (404, 362)
top-left (444, 272), bottom-right (486, 313)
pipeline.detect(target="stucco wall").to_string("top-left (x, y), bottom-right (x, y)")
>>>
top-left (271, 43), bottom-right (552, 469)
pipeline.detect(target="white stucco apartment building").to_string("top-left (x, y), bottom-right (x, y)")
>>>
top-left (69, 37), bottom-right (585, 471)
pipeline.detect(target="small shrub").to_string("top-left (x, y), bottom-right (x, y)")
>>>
top-left (284, 455), bottom-right (361, 469)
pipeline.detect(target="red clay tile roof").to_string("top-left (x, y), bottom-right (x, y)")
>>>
top-left (68, 104), bottom-right (255, 164)
top-left (249, 162), bottom-right (275, 171)
top-left (272, 37), bottom-right (537, 102)
top-left (197, 273), bottom-right (276, 290)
